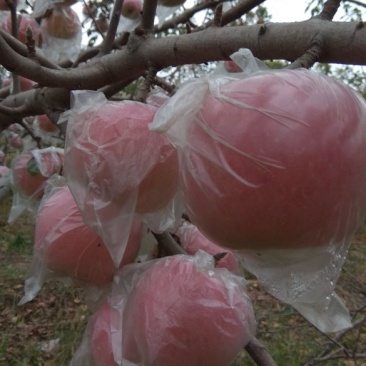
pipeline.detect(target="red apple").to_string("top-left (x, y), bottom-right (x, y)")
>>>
top-left (166, 69), bottom-right (366, 250)
top-left (65, 100), bottom-right (179, 215)
top-left (224, 60), bottom-right (243, 73)
top-left (12, 149), bottom-right (64, 198)
top-left (7, 132), bottom-right (23, 149)
top-left (34, 185), bottom-right (143, 285)
top-left (2, 76), bottom-right (35, 92)
top-left (121, 0), bottom-right (142, 19)
top-left (122, 254), bottom-right (256, 366)
top-left (1, 13), bottom-right (41, 45)
top-left (158, 0), bottom-right (186, 7)
top-left (43, 5), bottom-right (81, 40)
top-left (36, 114), bottom-right (59, 133)
top-left (175, 222), bottom-right (238, 272)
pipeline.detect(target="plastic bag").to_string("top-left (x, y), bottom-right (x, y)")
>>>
top-left (64, 90), bottom-right (182, 267)
top-left (19, 176), bottom-right (143, 305)
top-left (70, 250), bottom-right (256, 366)
top-left (149, 49), bottom-right (366, 332)
top-left (40, 5), bottom-right (82, 63)
top-left (8, 147), bottom-right (64, 224)
top-left (33, 0), bottom-right (80, 18)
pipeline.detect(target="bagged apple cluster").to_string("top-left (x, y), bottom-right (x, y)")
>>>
top-left (70, 250), bottom-right (256, 366)
top-left (150, 50), bottom-right (366, 332)
top-left (64, 91), bottom-right (182, 267)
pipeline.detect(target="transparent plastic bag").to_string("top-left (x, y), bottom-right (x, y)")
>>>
top-left (19, 176), bottom-right (143, 305)
top-left (70, 250), bottom-right (256, 366)
top-left (8, 147), bottom-right (64, 224)
top-left (149, 49), bottom-right (366, 332)
top-left (64, 90), bottom-right (181, 267)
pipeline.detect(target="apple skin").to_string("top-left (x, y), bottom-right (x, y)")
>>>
top-left (1, 13), bottom-right (41, 45)
top-left (175, 222), bottom-right (238, 272)
top-left (158, 0), bottom-right (186, 7)
top-left (36, 114), bottom-right (59, 133)
top-left (176, 70), bottom-right (366, 251)
top-left (122, 254), bottom-right (255, 366)
top-left (34, 185), bottom-right (143, 285)
top-left (121, 0), bottom-right (142, 19)
top-left (43, 5), bottom-right (81, 40)
top-left (65, 101), bottom-right (179, 215)
top-left (12, 150), bottom-right (64, 198)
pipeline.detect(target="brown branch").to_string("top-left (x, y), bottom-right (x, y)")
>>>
top-left (343, 0), bottom-right (366, 8)
top-left (151, 75), bottom-right (176, 95)
top-left (99, 0), bottom-right (124, 56)
top-left (140, 0), bottom-right (158, 32)
top-left (136, 65), bottom-right (157, 102)
top-left (18, 119), bottom-right (42, 148)
top-left (83, 0), bottom-right (105, 39)
top-left (315, 0), bottom-right (342, 20)
top-left (152, 231), bottom-right (187, 256)
top-left (213, 3), bottom-right (223, 27)
top-left (245, 337), bottom-right (277, 366)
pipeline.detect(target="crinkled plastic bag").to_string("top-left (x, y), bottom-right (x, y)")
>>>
top-left (8, 147), bottom-right (64, 224)
top-left (70, 250), bottom-right (256, 366)
top-left (64, 90), bottom-right (182, 267)
top-left (40, 5), bottom-right (82, 63)
top-left (149, 49), bottom-right (366, 332)
top-left (19, 175), bottom-right (143, 305)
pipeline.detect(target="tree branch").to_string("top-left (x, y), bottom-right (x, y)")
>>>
top-left (140, 0), bottom-right (157, 32)
top-left (245, 337), bottom-right (277, 366)
top-left (315, 0), bottom-right (342, 20)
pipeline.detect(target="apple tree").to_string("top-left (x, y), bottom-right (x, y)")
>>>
top-left (0, 0), bottom-right (365, 365)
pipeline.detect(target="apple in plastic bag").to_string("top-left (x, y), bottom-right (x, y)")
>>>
top-left (1, 13), bottom-right (41, 45)
top-left (66, 100), bottom-right (179, 214)
top-left (176, 222), bottom-right (238, 272)
top-left (224, 60), bottom-right (243, 73)
top-left (7, 132), bottom-right (23, 149)
top-left (178, 70), bottom-right (366, 250)
top-left (122, 253), bottom-right (255, 366)
top-left (121, 0), bottom-right (142, 19)
top-left (43, 5), bottom-right (81, 40)
top-left (12, 150), bottom-right (64, 198)
top-left (35, 185), bottom-right (143, 285)
top-left (36, 114), bottom-right (59, 133)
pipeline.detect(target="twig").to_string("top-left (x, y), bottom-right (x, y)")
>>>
top-left (99, 0), bottom-right (124, 56)
top-left (151, 75), bottom-right (176, 95)
top-left (343, 0), bottom-right (366, 8)
top-left (152, 231), bottom-right (187, 256)
top-left (82, 0), bottom-right (105, 39)
top-left (19, 119), bottom-right (42, 148)
top-left (136, 65), bottom-right (157, 102)
top-left (140, 0), bottom-right (157, 32)
top-left (245, 337), bottom-right (278, 366)
top-left (213, 3), bottom-right (223, 27)
top-left (314, 0), bottom-right (342, 21)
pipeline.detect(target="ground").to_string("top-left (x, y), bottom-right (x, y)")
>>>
top-left (0, 195), bottom-right (365, 366)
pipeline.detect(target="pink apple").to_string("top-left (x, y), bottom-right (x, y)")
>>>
top-left (122, 254), bottom-right (256, 366)
top-left (170, 70), bottom-right (366, 250)
top-left (35, 185), bottom-right (143, 285)
top-left (175, 222), bottom-right (238, 272)
top-left (0, 165), bottom-right (9, 178)
top-left (65, 100), bottom-right (179, 215)
top-left (12, 149), bottom-right (64, 198)
top-left (36, 114), bottom-right (59, 133)
top-left (42, 5), bottom-right (81, 40)
top-left (2, 76), bottom-right (35, 92)
top-left (7, 132), bottom-right (23, 149)
top-left (1, 13), bottom-right (41, 46)
top-left (121, 0), bottom-right (142, 19)
top-left (224, 60), bottom-right (243, 73)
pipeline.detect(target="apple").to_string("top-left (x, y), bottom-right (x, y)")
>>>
top-left (7, 132), bottom-right (23, 149)
top-left (1, 13), bottom-right (41, 46)
top-left (121, 0), bottom-right (142, 20)
top-left (89, 302), bottom-right (119, 366)
top-left (224, 60), bottom-right (243, 73)
top-left (36, 114), bottom-right (59, 133)
top-left (175, 222), bottom-right (238, 272)
top-left (2, 76), bottom-right (35, 92)
top-left (122, 253), bottom-right (256, 366)
top-left (42, 5), bottom-right (81, 40)
top-left (65, 100), bottom-right (179, 215)
top-left (0, 165), bottom-right (9, 178)
top-left (158, 0), bottom-right (186, 7)
top-left (12, 149), bottom-right (64, 198)
top-left (163, 69), bottom-right (366, 250)
top-left (0, 0), bottom-right (18, 10)
top-left (34, 185), bottom-right (143, 285)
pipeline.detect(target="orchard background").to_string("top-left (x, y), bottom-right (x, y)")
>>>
top-left (0, 0), bottom-right (366, 365)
